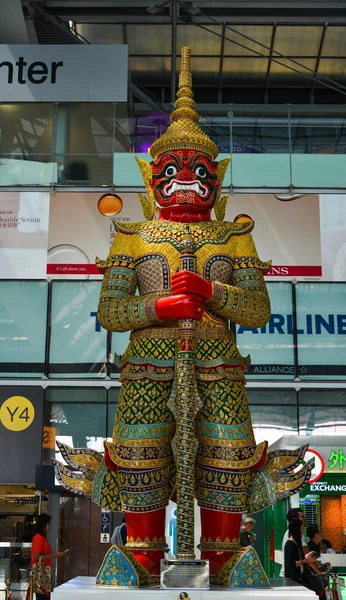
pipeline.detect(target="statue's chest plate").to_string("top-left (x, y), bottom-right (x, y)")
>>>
top-left (129, 221), bottom-right (246, 294)
top-left (133, 250), bottom-right (233, 295)
top-left (203, 254), bottom-right (233, 284)
top-left (134, 253), bottom-right (171, 295)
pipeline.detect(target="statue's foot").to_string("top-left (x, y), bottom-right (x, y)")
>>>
top-left (96, 544), bottom-right (153, 587)
top-left (212, 546), bottom-right (270, 588)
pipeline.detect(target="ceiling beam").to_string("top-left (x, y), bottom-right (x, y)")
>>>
top-left (264, 24), bottom-right (277, 101)
top-left (22, 1), bottom-right (346, 24)
top-left (311, 22), bottom-right (328, 95)
top-left (217, 23), bottom-right (226, 103)
top-left (24, 0), bottom-right (346, 8)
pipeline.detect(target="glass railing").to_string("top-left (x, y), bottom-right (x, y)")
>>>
top-left (0, 280), bottom-right (345, 381)
top-left (0, 542), bottom-right (31, 598)
top-left (1, 103), bottom-right (346, 190)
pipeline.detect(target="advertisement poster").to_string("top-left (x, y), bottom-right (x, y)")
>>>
top-left (0, 191), bottom-right (50, 278)
top-left (319, 194), bottom-right (346, 281)
top-left (0, 188), bottom-right (322, 281)
top-left (47, 191), bottom-right (322, 280)
top-left (47, 192), bottom-right (143, 278)
top-left (224, 193), bottom-right (321, 280)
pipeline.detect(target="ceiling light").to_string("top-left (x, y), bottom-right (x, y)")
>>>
top-left (180, 1), bottom-right (201, 15)
top-left (146, 4), bottom-right (165, 14)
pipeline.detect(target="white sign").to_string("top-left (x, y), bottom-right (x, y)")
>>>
top-left (0, 45), bottom-right (128, 101)
top-left (100, 533), bottom-right (110, 544)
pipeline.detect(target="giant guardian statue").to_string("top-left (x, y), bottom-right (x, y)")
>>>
top-left (54, 47), bottom-right (312, 588)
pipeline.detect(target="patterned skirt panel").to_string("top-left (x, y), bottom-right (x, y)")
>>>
top-left (112, 337), bottom-right (263, 513)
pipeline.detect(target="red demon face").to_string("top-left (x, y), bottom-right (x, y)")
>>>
top-left (150, 149), bottom-right (219, 222)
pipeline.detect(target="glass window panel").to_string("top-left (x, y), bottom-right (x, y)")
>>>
top-left (299, 389), bottom-right (346, 406)
top-left (296, 283), bottom-right (346, 380)
top-left (43, 387), bottom-right (107, 464)
top-left (114, 103), bottom-right (138, 153)
top-left (321, 27), bottom-right (346, 57)
top-left (75, 23), bottom-right (124, 45)
top-left (177, 25), bottom-right (222, 56)
top-left (223, 25), bottom-right (273, 56)
top-left (232, 121), bottom-right (289, 153)
top-left (54, 103), bottom-right (114, 186)
top-left (222, 58), bottom-right (268, 84)
top-left (237, 282), bottom-right (295, 379)
top-left (0, 281), bottom-right (48, 377)
top-left (49, 281), bottom-right (108, 378)
top-left (247, 388), bottom-right (296, 405)
top-left (299, 406), bottom-right (346, 435)
top-left (56, 154), bottom-right (112, 186)
top-left (55, 103), bottom-right (114, 156)
top-left (318, 59), bottom-right (346, 80)
top-left (291, 154), bottom-right (346, 188)
top-left (107, 387), bottom-right (120, 438)
top-left (127, 24), bottom-right (171, 55)
top-left (200, 115), bottom-right (230, 154)
top-left (189, 57), bottom-right (220, 85)
top-left (269, 59), bottom-right (317, 86)
top-left (0, 103), bottom-right (54, 158)
top-left (129, 56), bottom-right (170, 85)
top-left (273, 26), bottom-right (323, 56)
top-left (0, 157), bottom-right (57, 186)
top-left (291, 124), bottom-right (346, 154)
top-left (0, 104), bottom-right (55, 185)
top-left (250, 404), bottom-right (298, 446)
top-left (232, 106), bottom-right (290, 118)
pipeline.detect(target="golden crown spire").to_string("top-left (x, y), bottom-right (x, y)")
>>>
top-left (149, 46), bottom-right (219, 161)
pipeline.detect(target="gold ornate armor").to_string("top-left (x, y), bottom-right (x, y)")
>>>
top-left (96, 218), bottom-right (273, 515)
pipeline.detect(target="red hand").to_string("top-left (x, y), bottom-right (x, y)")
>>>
top-left (171, 271), bottom-right (213, 301)
top-left (156, 294), bottom-right (204, 321)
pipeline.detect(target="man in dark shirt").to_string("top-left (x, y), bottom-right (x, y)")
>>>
top-left (307, 524), bottom-right (331, 576)
top-left (239, 517), bottom-right (256, 547)
top-left (307, 524), bottom-right (322, 557)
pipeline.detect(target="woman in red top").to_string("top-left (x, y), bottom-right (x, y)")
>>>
top-left (31, 514), bottom-right (64, 600)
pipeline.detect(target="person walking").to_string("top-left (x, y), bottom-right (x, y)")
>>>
top-left (30, 514), bottom-right (64, 599)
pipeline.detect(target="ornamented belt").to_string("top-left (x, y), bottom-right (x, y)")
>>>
top-left (131, 327), bottom-right (232, 341)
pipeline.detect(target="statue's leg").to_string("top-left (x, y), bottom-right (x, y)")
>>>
top-left (195, 378), bottom-right (266, 576)
top-left (111, 378), bottom-right (175, 576)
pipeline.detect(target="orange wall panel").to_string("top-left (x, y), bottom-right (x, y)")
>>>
top-left (321, 496), bottom-right (344, 553)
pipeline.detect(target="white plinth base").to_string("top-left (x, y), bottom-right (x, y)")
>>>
top-left (52, 576), bottom-right (315, 599)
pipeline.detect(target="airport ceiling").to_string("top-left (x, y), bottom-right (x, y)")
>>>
top-left (19, 1), bottom-right (346, 103)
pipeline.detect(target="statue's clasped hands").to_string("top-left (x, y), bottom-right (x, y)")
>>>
top-left (156, 271), bottom-right (213, 321)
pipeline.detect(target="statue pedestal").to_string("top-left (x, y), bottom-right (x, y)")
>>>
top-left (52, 576), bottom-right (315, 599)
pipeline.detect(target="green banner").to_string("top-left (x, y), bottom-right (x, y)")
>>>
top-left (301, 474), bottom-right (346, 496)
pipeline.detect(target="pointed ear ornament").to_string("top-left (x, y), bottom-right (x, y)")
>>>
top-left (135, 156), bottom-right (156, 220)
top-left (214, 194), bottom-right (229, 222)
top-left (214, 156), bottom-right (231, 221)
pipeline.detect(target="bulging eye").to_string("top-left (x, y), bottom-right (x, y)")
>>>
top-left (195, 166), bottom-right (207, 178)
top-left (165, 165), bottom-right (177, 177)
